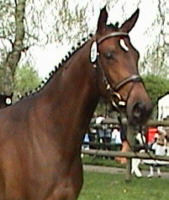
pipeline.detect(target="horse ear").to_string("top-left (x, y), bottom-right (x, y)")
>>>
top-left (120, 9), bottom-right (139, 33)
top-left (10, 92), bottom-right (13, 97)
top-left (97, 6), bottom-right (108, 33)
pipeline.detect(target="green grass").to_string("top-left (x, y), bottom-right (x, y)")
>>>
top-left (78, 171), bottom-right (169, 200)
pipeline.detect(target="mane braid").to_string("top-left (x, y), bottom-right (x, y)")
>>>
top-left (16, 33), bottom-right (93, 102)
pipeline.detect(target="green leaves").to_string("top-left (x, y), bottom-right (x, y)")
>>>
top-left (143, 74), bottom-right (169, 106)
top-left (143, 74), bottom-right (169, 119)
top-left (14, 64), bottom-right (41, 97)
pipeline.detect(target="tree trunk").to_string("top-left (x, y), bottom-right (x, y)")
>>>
top-left (1, 0), bottom-right (26, 94)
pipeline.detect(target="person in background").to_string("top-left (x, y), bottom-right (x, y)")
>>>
top-left (131, 131), bottom-right (146, 177)
top-left (111, 124), bottom-right (122, 151)
top-left (146, 126), bottom-right (167, 177)
top-left (96, 114), bottom-right (105, 147)
top-left (95, 114), bottom-right (105, 124)
top-left (82, 133), bottom-right (90, 150)
top-left (115, 115), bottom-right (129, 164)
top-left (103, 124), bottom-right (112, 151)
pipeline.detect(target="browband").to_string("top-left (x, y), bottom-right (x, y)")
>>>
top-left (97, 32), bottom-right (128, 44)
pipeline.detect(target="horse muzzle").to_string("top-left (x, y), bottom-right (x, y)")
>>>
top-left (126, 88), bottom-right (153, 126)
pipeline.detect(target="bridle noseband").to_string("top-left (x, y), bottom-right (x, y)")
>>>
top-left (90, 32), bottom-right (142, 110)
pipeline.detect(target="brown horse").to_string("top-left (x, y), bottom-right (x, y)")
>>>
top-left (0, 93), bottom-right (12, 109)
top-left (0, 7), bottom-right (152, 200)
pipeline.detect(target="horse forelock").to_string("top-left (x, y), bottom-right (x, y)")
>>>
top-left (107, 22), bottom-right (119, 31)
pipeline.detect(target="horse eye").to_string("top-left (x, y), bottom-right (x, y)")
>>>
top-left (104, 52), bottom-right (114, 60)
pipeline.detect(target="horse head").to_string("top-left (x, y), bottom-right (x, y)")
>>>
top-left (91, 7), bottom-right (152, 126)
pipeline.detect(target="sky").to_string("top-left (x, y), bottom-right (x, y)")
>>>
top-left (30, 0), bottom-right (159, 78)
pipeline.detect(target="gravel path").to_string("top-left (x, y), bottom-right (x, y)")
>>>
top-left (83, 165), bottom-right (169, 179)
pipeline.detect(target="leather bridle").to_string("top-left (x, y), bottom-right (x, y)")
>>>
top-left (91, 32), bottom-right (142, 110)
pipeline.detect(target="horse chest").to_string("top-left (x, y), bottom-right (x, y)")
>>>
top-left (0, 154), bottom-right (82, 200)
top-left (30, 156), bottom-right (83, 200)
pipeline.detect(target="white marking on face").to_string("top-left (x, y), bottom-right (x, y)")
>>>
top-left (120, 39), bottom-right (129, 52)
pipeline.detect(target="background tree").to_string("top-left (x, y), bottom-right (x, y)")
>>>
top-left (14, 63), bottom-right (41, 99)
top-left (143, 74), bottom-right (169, 118)
top-left (0, 0), bottom-right (26, 94)
top-left (0, 0), bottom-right (91, 95)
top-left (140, 0), bottom-right (169, 76)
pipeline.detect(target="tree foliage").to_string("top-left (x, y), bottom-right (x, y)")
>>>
top-left (143, 74), bottom-right (169, 119)
top-left (0, 0), bottom-right (26, 94)
top-left (14, 64), bottom-right (41, 98)
top-left (143, 74), bottom-right (169, 106)
top-left (0, 0), bottom-right (91, 95)
top-left (140, 0), bottom-right (169, 76)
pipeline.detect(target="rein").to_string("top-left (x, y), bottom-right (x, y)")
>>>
top-left (91, 32), bottom-right (142, 110)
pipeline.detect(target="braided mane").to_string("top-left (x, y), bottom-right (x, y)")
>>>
top-left (17, 20), bottom-right (120, 101)
top-left (18, 33), bottom-right (93, 101)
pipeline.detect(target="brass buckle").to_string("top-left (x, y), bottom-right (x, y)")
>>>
top-left (111, 92), bottom-right (126, 108)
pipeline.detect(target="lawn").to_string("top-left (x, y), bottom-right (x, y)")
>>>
top-left (78, 171), bottom-right (169, 200)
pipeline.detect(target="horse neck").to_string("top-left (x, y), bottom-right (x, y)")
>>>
top-left (37, 41), bottom-right (100, 147)
top-left (0, 96), bottom-right (6, 109)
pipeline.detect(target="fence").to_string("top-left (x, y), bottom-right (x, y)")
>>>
top-left (82, 119), bottom-right (169, 181)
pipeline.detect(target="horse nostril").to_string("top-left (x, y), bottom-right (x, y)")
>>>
top-left (132, 102), bottom-right (145, 121)
top-left (130, 101), bottom-right (152, 125)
